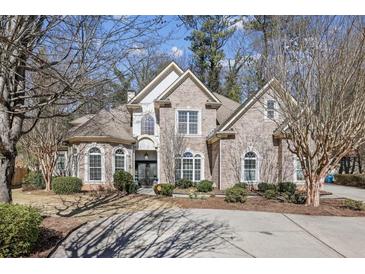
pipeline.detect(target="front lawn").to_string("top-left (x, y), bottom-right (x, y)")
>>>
top-left (12, 188), bottom-right (176, 257)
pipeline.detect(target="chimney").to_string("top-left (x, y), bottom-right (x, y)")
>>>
top-left (127, 89), bottom-right (136, 103)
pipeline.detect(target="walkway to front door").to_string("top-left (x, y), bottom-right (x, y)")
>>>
top-left (135, 161), bottom-right (157, 187)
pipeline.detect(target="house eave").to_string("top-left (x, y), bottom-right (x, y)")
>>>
top-left (67, 136), bottom-right (136, 145)
top-left (126, 103), bottom-right (142, 112)
top-left (207, 130), bottom-right (236, 144)
top-left (154, 100), bottom-right (171, 109)
top-left (205, 101), bottom-right (222, 109)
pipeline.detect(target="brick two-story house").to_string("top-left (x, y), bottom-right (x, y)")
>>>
top-left (59, 62), bottom-right (303, 190)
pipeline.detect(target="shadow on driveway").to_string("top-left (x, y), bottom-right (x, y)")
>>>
top-left (53, 208), bottom-right (242, 258)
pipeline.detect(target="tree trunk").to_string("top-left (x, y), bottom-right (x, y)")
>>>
top-left (0, 154), bottom-right (16, 203)
top-left (305, 177), bottom-right (320, 207)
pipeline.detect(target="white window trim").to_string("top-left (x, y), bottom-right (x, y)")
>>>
top-left (72, 146), bottom-right (79, 177)
top-left (141, 114), bottom-right (155, 136)
top-left (175, 149), bottom-right (205, 182)
top-left (56, 151), bottom-right (67, 175)
top-left (293, 157), bottom-right (305, 183)
top-left (175, 109), bottom-right (202, 137)
top-left (84, 144), bottom-right (105, 184)
top-left (112, 146), bottom-right (128, 174)
top-left (265, 99), bottom-right (277, 121)
top-left (240, 150), bottom-right (260, 183)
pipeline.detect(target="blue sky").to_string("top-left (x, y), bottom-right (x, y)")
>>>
top-left (156, 16), bottom-right (191, 57)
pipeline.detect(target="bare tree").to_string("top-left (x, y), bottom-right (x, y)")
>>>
top-left (160, 120), bottom-right (186, 184)
top-left (19, 111), bottom-right (68, 191)
top-left (0, 15), bottom-right (164, 202)
top-left (266, 16), bottom-right (365, 207)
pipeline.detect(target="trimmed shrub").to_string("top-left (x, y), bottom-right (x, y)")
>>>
top-left (278, 182), bottom-right (297, 195)
top-left (113, 170), bottom-right (136, 194)
top-left (233, 182), bottom-right (248, 189)
top-left (153, 183), bottom-right (174, 196)
top-left (334, 174), bottom-right (365, 188)
top-left (22, 171), bottom-right (45, 191)
top-left (293, 192), bottom-right (307, 204)
top-left (257, 182), bottom-right (277, 192)
top-left (52, 176), bottom-right (82, 195)
top-left (0, 204), bottom-right (42, 257)
top-left (196, 180), bottom-right (214, 192)
top-left (175, 178), bottom-right (194, 189)
top-left (225, 186), bottom-right (247, 203)
top-left (263, 189), bottom-right (277, 199)
top-left (344, 199), bottom-right (364, 211)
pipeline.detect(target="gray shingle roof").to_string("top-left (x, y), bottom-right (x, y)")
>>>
top-left (213, 92), bottom-right (241, 125)
top-left (66, 105), bottom-right (135, 144)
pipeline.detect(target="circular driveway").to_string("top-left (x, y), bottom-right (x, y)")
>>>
top-left (52, 208), bottom-right (365, 258)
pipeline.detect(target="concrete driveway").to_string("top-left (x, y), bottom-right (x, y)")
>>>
top-left (52, 208), bottom-right (365, 258)
top-left (324, 184), bottom-right (365, 201)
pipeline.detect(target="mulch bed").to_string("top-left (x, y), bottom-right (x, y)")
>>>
top-left (169, 196), bottom-right (365, 217)
top-left (30, 217), bottom-right (84, 258)
top-left (173, 187), bottom-right (225, 195)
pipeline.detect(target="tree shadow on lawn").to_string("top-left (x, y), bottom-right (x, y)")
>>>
top-left (58, 208), bottom-right (238, 258)
top-left (53, 192), bottom-right (167, 220)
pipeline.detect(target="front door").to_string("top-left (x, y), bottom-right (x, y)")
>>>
top-left (136, 162), bottom-right (157, 187)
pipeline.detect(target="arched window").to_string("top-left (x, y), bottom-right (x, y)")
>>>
top-left (89, 147), bottom-right (102, 181)
top-left (243, 151), bottom-right (257, 182)
top-left (175, 152), bottom-right (203, 182)
top-left (141, 114), bottom-right (154, 135)
top-left (114, 149), bottom-right (125, 173)
top-left (194, 154), bottom-right (201, 181)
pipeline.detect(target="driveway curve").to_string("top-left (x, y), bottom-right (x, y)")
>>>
top-left (52, 208), bottom-right (365, 258)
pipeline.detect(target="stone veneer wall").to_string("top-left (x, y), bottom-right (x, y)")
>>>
top-left (158, 77), bottom-right (217, 183)
top-left (219, 88), bottom-right (296, 189)
top-left (73, 142), bottom-right (133, 190)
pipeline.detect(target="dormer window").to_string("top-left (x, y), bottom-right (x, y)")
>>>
top-left (141, 114), bottom-right (155, 135)
top-left (266, 100), bottom-right (276, 119)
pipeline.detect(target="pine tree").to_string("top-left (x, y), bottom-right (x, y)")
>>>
top-left (182, 16), bottom-right (237, 93)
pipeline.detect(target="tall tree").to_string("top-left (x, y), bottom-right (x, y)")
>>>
top-left (181, 16), bottom-right (237, 93)
top-left (223, 36), bottom-right (254, 102)
top-left (0, 15), bottom-right (164, 203)
top-left (19, 110), bottom-right (69, 191)
top-left (267, 16), bottom-right (365, 207)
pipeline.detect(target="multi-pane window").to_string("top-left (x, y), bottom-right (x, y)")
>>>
top-left (89, 147), bottom-right (102, 181)
top-left (243, 151), bottom-right (257, 182)
top-left (177, 111), bottom-right (199, 135)
top-left (72, 148), bottom-right (78, 177)
top-left (175, 156), bottom-right (181, 180)
top-left (295, 158), bottom-right (304, 181)
top-left (175, 152), bottom-right (202, 182)
top-left (114, 149), bottom-right (125, 173)
top-left (56, 153), bottom-right (66, 176)
top-left (141, 114), bottom-right (155, 135)
top-left (267, 100), bottom-right (276, 119)
top-left (194, 155), bottom-right (201, 181)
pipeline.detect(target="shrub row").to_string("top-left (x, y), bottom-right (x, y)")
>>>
top-left (256, 182), bottom-right (306, 204)
top-left (175, 178), bottom-right (194, 189)
top-left (0, 204), bottom-right (42, 258)
top-left (334, 174), bottom-right (365, 188)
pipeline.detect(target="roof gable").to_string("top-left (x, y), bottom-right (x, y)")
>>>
top-left (129, 62), bottom-right (183, 104)
top-left (216, 78), bottom-right (282, 132)
top-left (156, 70), bottom-right (221, 103)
